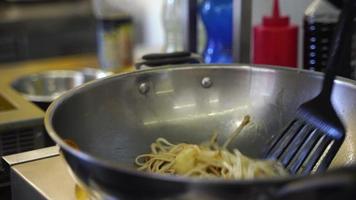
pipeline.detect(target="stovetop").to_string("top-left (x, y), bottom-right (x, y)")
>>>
top-left (3, 146), bottom-right (83, 200)
top-left (3, 146), bottom-right (356, 200)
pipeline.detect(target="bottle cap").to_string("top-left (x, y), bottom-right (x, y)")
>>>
top-left (263, 0), bottom-right (290, 27)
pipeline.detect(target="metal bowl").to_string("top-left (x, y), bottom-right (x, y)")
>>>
top-left (11, 68), bottom-right (112, 109)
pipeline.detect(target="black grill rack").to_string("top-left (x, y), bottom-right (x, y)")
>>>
top-left (0, 127), bottom-right (44, 155)
top-left (0, 126), bottom-right (46, 187)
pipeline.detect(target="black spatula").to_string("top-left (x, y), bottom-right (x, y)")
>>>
top-left (266, 0), bottom-right (355, 175)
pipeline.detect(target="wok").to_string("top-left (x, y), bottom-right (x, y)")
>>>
top-left (45, 65), bottom-right (356, 200)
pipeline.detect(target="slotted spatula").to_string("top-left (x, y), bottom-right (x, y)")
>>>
top-left (266, 0), bottom-right (356, 176)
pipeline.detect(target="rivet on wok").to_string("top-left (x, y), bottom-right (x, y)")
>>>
top-left (138, 82), bottom-right (150, 94)
top-left (201, 77), bottom-right (213, 88)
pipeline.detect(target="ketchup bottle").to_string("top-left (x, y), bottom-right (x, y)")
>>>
top-left (253, 0), bottom-right (298, 68)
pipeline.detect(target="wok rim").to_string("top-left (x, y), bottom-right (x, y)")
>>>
top-left (44, 64), bottom-right (356, 186)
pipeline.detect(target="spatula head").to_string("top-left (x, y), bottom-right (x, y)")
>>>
top-left (266, 99), bottom-right (345, 175)
top-left (297, 98), bottom-right (346, 140)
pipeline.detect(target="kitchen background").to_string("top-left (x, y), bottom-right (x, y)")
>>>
top-left (0, 0), bottom-right (314, 66)
top-left (0, 0), bottom-right (353, 199)
top-left (98, 0), bottom-right (314, 66)
top-left (139, 0), bottom-right (313, 64)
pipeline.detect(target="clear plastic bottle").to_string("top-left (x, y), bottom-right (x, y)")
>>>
top-left (303, 0), bottom-right (341, 72)
top-left (162, 0), bottom-right (185, 53)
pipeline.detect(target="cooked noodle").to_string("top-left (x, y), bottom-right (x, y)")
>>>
top-left (135, 116), bottom-right (288, 179)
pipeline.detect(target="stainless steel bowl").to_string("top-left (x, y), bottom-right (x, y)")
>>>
top-left (12, 68), bottom-right (112, 109)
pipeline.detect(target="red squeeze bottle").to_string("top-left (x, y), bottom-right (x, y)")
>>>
top-left (253, 0), bottom-right (298, 68)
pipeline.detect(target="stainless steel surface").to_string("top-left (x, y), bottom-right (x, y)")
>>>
top-left (233, 0), bottom-right (252, 63)
top-left (9, 154), bottom-right (77, 200)
top-left (3, 147), bottom-right (63, 200)
top-left (81, 68), bottom-right (112, 80)
top-left (45, 65), bottom-right (356, 199)
top-left (6, 148), bottom-right (356, 200)
top-left (3, 146), bottom-right (59, 166)
top-left (11, 69), bottom-right (112, 103)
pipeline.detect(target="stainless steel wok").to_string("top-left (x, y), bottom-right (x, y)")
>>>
top-left (45, 65), bottom-right (356, 200)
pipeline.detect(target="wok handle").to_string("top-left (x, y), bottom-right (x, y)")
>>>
top-left (135, 51), bottom-right (202, 69)
top-left (274, 166), bottom-right (356, 200)
top-left (142, 52), bottom-right (192, 60)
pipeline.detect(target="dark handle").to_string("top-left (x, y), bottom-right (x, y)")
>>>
top-left (320, 0), bottom-right (356, 99)
top-left (135, 52), bottom-right (202, 69)
top-left (142, 52), bottom-right (192, 60)
top-left (274, 165), bottom-right (356, 200)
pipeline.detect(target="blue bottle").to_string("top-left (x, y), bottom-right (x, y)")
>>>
top-left (200, 0), bottom-right (233, 64)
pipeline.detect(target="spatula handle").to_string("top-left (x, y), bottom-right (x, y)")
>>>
top-left (320, 0), bottom-right (356, 99)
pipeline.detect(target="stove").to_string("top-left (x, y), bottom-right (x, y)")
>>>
top-left (4, 146), bottom-right (356, 200)
top-left (2, 146), bottom-right (88, 200)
